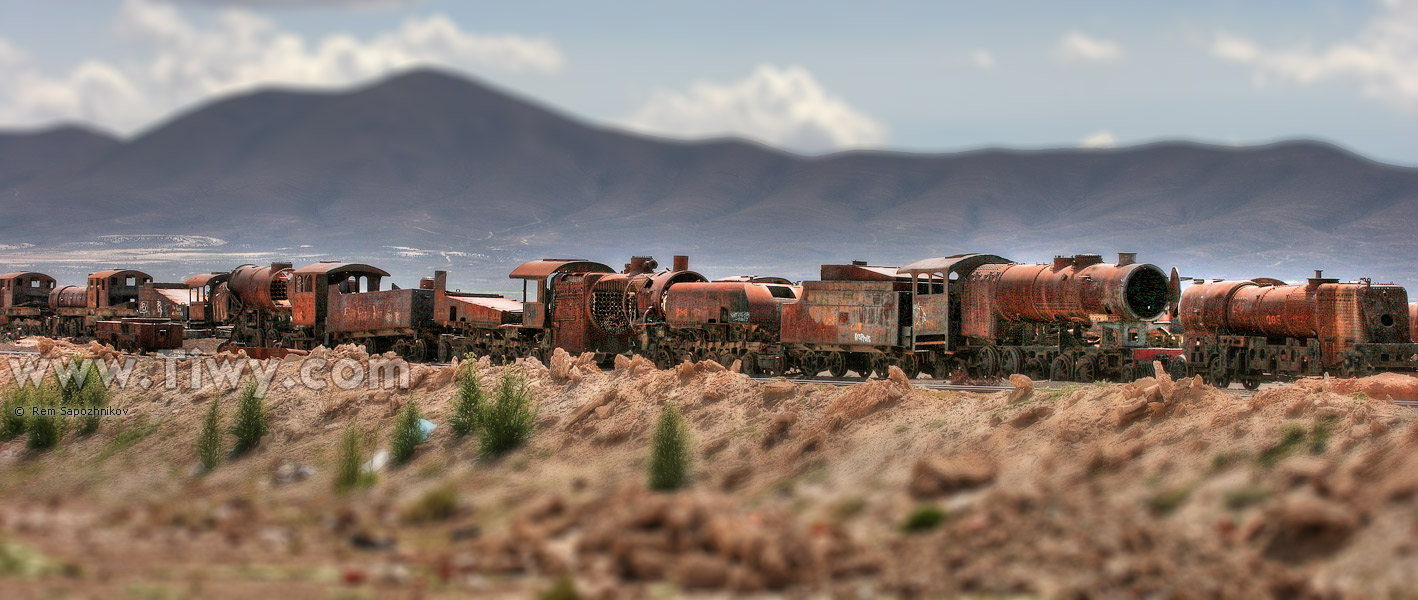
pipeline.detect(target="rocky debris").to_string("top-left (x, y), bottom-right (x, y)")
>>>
top-left (909, 455), bottom-right (997, 498)
top-left (1007, 374), bottom-right (1034, 404)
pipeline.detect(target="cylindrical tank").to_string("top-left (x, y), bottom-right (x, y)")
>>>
top-left (1178, 280), bottom-right (1258, 335)
top-left (1181, 278), bottom-right (1410, 343)
top-left (48, 285), bottom-right (86, 309)
top-left (661, 282), bottom-right (800, 327)
top-left (972, 254), bottom-right (1171, 323)
top-left (228, 263), bottom-right (293, 310)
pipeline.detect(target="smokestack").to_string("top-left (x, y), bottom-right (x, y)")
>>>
top-left (1314, 269), bottom-right (1324, 279)
top-left (1117, 252), bottom-right (1136, 266)
top-left (673, 255), bottom-right (689, 272)
top-left (851, 260), bottom-right (867, 266)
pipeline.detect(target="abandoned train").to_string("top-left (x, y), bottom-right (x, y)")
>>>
top-left (3, 252), bottom-right (1415, 385)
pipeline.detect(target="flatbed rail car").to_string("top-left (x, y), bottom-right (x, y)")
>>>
top-left (94, 318), bottom-right (184, 352)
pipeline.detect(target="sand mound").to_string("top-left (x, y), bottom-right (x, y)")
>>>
top-left (1296, 372), bottom-right (1418, 402)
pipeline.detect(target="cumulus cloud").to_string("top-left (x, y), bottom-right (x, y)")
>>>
top-left (1055, 31), bottom-right (1122, 63)
top-left (971, 49), bottom-right (995, 70)
top-left (0, 0), bottom-right (563, 132)
top-left (619, 64), bottom-right (887, 154)
top-left (1079, 130), bottom-right (1117, 148)
top-left (1210, 0), bottom-right (1418, 112)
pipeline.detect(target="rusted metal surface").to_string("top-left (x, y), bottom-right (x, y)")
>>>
top-left (661, 281), bottom-right (798, 326)
top-left (326, 288), bottom-right (433, 334)
top-left (291, 262), bottom-right (389, 328)
top-left (781, 280), bottom-right (901, 347)
top-left (1410, 302), bottom-right (1417, 343)
top-left (229, 263), bottom-right (293, 311)
top-left (899, 254), bottom-right (1013, 344)
top-left (0, 272), bottom-right (56, 308)
top-left (94, 318), bottom-right (183, 351)
top-left (1179, 273), bottom-right (1411, 368)
top-left (87, 269), bottom-right (152, 309)
top-left (509, 259), bottom-right (613, 280)
top-left (713, 276), bottom-right (794, 285)
top-left (49, 285), bottom-right (87, 309)
top-left (820, 261), bottom-right (910, 283)
top-left (583, 257), bottom-right (706, 334)
top-left (137, 284), bottom-right (191, 320)
top-left (429, 271), bottom-right (521, 328)
top-left (968, 254), bottom-right (1170, 330)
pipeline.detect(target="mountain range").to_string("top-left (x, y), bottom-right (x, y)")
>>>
top-left (1, 68), bottom-right (1415, 293)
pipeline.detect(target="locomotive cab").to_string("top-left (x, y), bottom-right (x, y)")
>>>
top-left (1, 272), bottom-right (56, 308)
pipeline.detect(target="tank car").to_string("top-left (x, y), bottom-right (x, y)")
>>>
top-left (1178, 271), bottom-right (1417, 388)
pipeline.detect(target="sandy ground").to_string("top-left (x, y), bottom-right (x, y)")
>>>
top-left (1, 339), bottom-right (1417, 599)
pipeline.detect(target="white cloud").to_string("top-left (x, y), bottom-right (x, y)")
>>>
top-left (167, 0), bottom-right (418, 7)
top-left (1079, 130), bottom-right (1117, 148)
top-left (1210, 0), bottom-right (1418, 112)
top-left (1055, 31), bottom-right (1122, 63)
top-left (620, 64), bottom-right (887, 154)
top-left (0, 0), bottom-right (563, 133)
top-left (971, 49), bottom-right (995, 70)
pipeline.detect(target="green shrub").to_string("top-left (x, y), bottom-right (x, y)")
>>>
top-left (449, 366), bottom-right (483, 437)
top-left (73, 362), bottom-right (110, 436)
top-left (403, 486), bottom-right (459, 523)
top-left (228, 380), bottom-right (268, 456)
top-left (648, 402), bottom-right (692, 491)
top-left (390, 399), bottom-right (424, 466)
top-left (196, 398), bottom-right (223, 472)
top-left (1147, 486), bottom-right (1193, 516)
top-left (538, 575), bottom-right (579, 600)
top-left (476, 369), bottom-right (538, 458)
top-left (902, 505), bottom-right (947, 533)
top-left (1, 386), bottom-right (30, 441)
top-left (24, 386), bottom-right (63, 451)
top-left (335, 426), bottom-right (372, 493)
top-left (1223, 485), bottom-right (1272, 510)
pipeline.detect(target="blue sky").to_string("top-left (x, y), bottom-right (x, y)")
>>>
top-left (1, 0), bottom-right (1414, 164)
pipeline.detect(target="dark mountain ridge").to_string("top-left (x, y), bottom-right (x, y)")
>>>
top-left (0, 68), bottom-right (1414, 292)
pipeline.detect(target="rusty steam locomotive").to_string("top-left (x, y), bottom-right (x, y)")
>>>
top-left (3, 252), bottom-right (1415, 386)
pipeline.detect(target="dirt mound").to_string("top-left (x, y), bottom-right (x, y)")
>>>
top-left (1296, 372), bottom-right (1418, 402)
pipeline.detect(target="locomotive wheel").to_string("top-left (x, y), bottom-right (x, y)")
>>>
top-left (1023, 358), bottom-right (1046, 381)
top-left (410, 339), bottom-right (428, 362)
top-left (364, 338), bottom-right (379, 356)
top-left (654, 349), bottom-right (675, 371)
top-left (826, 352), bottom-right (848, 378)
top-left (1138, 361), bottom-right (1157, 379)
top-left (1242, 377), bottom-right (1261, 391)
top-left (931, 357), bottom-right (953, 380)
top-left (970, 347), bottom-right (1000, 378)
top-left (1073, 356), bottom-right (1097, 384)
top-left (1000, 347), bottom-right (1023, 377)
top-left (901, 354), bottom-right (921, 379)
top-left (872, 357), bottom-right (891, 379)
top-left (1207, 355), bottom-right (1232, 388)
top-left (1166, 356), bottom-right (1189, 380)
top-left (1118, 360), bottom-right (1136, 383)
top-left (740, 352), bottom-right (759, 376)
top-left (1050, 355), bottom-right (1073, 382)
top-left (437, 339), bottom-right (452, 363)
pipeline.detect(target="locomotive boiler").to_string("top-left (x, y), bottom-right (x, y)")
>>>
top-left (1179, 271), bottom-right (1417, 388)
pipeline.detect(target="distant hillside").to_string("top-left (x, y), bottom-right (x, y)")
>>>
top-left (0, 69), bottom-right (1415, 292)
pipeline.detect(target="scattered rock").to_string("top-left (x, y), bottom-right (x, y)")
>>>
top-left (909, 455), bottom-right (997, 498)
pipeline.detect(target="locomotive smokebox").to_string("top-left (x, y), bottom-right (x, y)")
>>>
top-left (49, 285), bottom-right (86, 309)
top-left (974, 258), bottom-right (1171, 323)
top-left (228, 262), bottom-right (294, 311)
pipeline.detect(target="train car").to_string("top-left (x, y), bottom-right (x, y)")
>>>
top-left (428, 271), bottom-right (526, 363)
top-left (282, 261), bottom-right (440, 358)
top-left (1178, 271), bottom-right (1417, 388)
top-left (48, 269), bottom-right (153, 338)
top-left (93, 318), bottom-right (184, 352)
top-left (0, 272), bottom-right (56, 338)
top-left (219, 262), bottom-right (294, 348)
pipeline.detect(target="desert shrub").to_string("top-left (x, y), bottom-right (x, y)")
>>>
top-left (1223, 485), bottom-right (1272, 510)
top-left (228, 380), bottom-right (268, 456)
top-left (449, 367), bottom-right (483, 437)
top-left (390, 400), bottom-right (424, 466)
top-left (538, 575), bottom-right (579, 600)
top-left (403, 486), bottom-right (458, 523)
top-left (1257, 424), bottom-right (1307, 468)
top-left (1, 386), bottom-right (30, 441)
top-left (476, 369), bottom-right (538, 458)
top-left (24, 386), bottom-right (63, 451)
top-left (902, 505), bottom-right (947, 533)
top-left (1147, 486), bottom-right (1193, 516)
top-left (335, 426), bottom-right (373, 493)
top-left (56, 358), bottom-right (109, 436)
top-left (196, 398), bottom-right (223, 472)
top-left (648, 402), bottom-right (692, 491)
